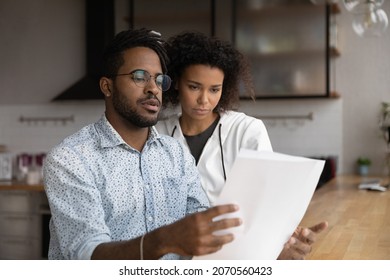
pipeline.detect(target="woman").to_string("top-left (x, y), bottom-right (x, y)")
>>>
top-left (156, 31), bottom-right (272, 203)
top-left (156, 31), bottom-right (328, 260)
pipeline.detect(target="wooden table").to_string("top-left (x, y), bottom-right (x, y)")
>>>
top-left (300, 175), bottom-right (390, 260)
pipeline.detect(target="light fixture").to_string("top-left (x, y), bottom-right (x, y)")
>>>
top-left (312, 0), bottom-right (389, 37)
top-left (343, 0), bottom-right (384, 12)
top-left (343, 1), bottom-right (388, 37)
top-left (352, 3), bottom-right (388, 37)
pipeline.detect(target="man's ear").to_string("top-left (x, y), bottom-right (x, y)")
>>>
top-left (100, 77), bottom-right (112, 97)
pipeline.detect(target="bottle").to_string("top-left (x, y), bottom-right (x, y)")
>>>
top-left (26, 154), bottom-right (42, 185)
top-left (17, 153), bottom-right (32, 182)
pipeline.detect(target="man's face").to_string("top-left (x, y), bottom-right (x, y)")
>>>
top-left (111, 47), bottom-right (163, 128)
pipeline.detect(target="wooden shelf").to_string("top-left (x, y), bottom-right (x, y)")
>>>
top-left (330, 91), bottom-right (341, 98)
top-left (330, 46), bottom-right (341, 57)
top-left (330, 3), bottom-right (341, 14)
top-left (0, 181), bottom-right (44, 192)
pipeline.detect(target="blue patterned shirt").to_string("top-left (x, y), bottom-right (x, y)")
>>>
top-left (43, 115), bottom-right (209, 260)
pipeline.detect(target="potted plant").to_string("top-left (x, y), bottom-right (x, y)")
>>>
top-left (357, 157), bottom-right (371, 176)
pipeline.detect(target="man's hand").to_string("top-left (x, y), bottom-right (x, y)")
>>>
top-left (157, 204), bottom-right (242, 257)
top-left (277, 221), bottom-right (328, 260)
top-left (92, 204), bottom-right (241, 260)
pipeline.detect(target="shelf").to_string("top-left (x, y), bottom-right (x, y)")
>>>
top-left (330, 46), bottom-right (341, 57)
top-left (329, 91), bottom-right (341, 98)
top-left (0, 181), bottom-right (44, 192)
top-left (330, 3), bottom-right (341, 14)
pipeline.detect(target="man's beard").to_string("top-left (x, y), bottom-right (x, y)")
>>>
top-left (112, 90), bottom-right (159, 128)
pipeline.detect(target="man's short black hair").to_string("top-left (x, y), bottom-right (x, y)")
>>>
top-left (101, 28), bottom-right (169, 78)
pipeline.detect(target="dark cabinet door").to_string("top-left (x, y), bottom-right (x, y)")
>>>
top-left (233, 0), bottom-right (330, 98)
top-left (130, 0), bottom-right (213, 40)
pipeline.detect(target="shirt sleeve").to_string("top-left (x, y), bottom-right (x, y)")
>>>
top-left (43, 146), bottom-right (111, 259)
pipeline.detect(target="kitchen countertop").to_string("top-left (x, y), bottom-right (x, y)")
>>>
top-left (0, 180), bottom-right (45, 192)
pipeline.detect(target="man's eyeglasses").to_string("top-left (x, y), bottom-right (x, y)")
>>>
top-left (113, 69), bottom-right (172, 92)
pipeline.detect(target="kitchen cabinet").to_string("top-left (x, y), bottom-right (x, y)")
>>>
top-left (234, 0), bottom-right (338, 98)
top-left (0, 189), bottom-right (49, 259)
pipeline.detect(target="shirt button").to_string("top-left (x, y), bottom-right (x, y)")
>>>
top-left (148, 216), bottom-right (153, 222)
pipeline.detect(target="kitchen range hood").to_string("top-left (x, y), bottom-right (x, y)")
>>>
top-left (53, 0), bottom-right (115, 101)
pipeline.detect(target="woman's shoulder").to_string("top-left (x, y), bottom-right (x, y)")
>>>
top-left (221, 110), bottom-right (263, 126)
top-left (155, 113), bottom-right (180, 135)
top-left (220, 111), bottom-right (272, 151)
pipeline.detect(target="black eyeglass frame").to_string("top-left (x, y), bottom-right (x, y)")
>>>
top-left (112, 69), bottom-right (172, 92)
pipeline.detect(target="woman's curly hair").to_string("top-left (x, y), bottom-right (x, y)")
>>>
top-left (163, 31), bottom-right (254, 112)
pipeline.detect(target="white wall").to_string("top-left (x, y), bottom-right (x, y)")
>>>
top-left (0, 0), bottom-right (85, 104)
top-left (0, 102), bottom-right (104, 155)
top-left (337, 1), bottom-right (390, 175)
top-left (239, 98), bottom-right (342, 160)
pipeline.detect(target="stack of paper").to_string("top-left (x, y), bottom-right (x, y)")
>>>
top-left (194, 149), bottom-right (325, 260)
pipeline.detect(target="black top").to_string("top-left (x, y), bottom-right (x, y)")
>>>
top-left (184, 116), bottom-right (220, 164)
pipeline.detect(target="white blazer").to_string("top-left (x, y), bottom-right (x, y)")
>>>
top-left (155, 111), bottom-right (273, 204)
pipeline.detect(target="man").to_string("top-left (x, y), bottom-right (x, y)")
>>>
top-left (43, 29), bottom-right (241, 260)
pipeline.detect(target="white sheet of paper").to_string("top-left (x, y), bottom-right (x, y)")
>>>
top-left (194, 149), bottom-right (325, 260)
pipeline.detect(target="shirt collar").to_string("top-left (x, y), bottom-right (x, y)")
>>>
top-left (94, 115), bottom-right (162, 149)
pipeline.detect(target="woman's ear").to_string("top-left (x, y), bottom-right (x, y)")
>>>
top-left (100, 77), bottom-right (112, 97)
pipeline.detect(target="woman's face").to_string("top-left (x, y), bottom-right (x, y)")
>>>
top-left (177, 64), bottom-right (224, 122)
